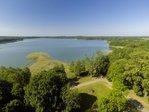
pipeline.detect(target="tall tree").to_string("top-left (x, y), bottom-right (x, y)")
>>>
top-left (25, 69), bottom-right (68, 112)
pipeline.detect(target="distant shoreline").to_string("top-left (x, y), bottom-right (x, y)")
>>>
top-left (0, 36), bottom-right (147, 44)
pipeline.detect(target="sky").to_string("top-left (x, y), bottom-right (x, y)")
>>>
top-left (0, 0), bottom-right (149, 36)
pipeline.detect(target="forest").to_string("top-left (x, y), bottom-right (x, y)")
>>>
top-left (0, 37), bottom-right (149, 112)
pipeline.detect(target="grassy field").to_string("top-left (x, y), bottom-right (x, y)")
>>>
top-left (75, 77), bottom-right (111, 111)
top-left (78, 76), bottom-right (97, 83)
top-left (78, 81), bottom-right (111, 100)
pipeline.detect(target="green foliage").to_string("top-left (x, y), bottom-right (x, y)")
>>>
top-left (69, 52), bottom-right (109, 77)
top-left (62, 88), bottom-right (80, 112)
top-left (91, 54), bottom-right (109, 77)
top-left (4, 99), bottom-right (25, 112)
top-left (69, 61), bottom-right (75, 73)
top-left (98, 90), bottom-right (128, 112)
top-left (82, 56), bottom-right (91, 73)
top-left (11, 84), bottom-right (24, 100)
top-left (1, 38), bottom-right (149, 111)
top-left (107, 59), bottom-right (126, 81)
top-left (0, 65), bottom-right (81, 112)
top-left (0, 67), bottom-right (31, 86)
top-left (0, 67), bottom-right (31, 111)
top-left (24, 68), bottom-right (68, 112)
top-left (108, 39), bottom-right (149, 97)
top-left (53, 64), bottom-right (65, 73)
top-left (0, 80), bottom-right (12, 105)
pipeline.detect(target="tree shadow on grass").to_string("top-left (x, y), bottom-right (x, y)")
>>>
top-left (79, 93), bottom-right (98, 112)
top-left (127, 98), bottom-right (144, 112)
top-left (68, 77), bottom-right (80, 87)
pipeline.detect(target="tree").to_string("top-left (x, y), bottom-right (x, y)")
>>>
top-left (25, 69), bottom-right (68, 112)
top-left (99, 90), bottom-right (128, 112)
top-left (11, 84), bottom-right (24, 100)
top-left (62, 88), bottom-right (80, 112)
top-left (92, 55), bottom-right (109, 77)
top-left (0, 67), bottom-right (31, 86)
top-left (0, 80), bottom-right (12, 105)
top-left (4, 99), bottom-right (25, 112)
top-left (107, 59), bottom-right (128, 90)
top-left (82, 56), bottom-right (91, 74)
top-left (74, 60), bottom-right (85, 76)
top-left (53, 64), bottom-right (65, 73)
top-left (69, 61), bottom-right (75, 73)
top-left (0, 67), bottom-right (31, 111)
top-left (107, 44), bottom-right (149, 97)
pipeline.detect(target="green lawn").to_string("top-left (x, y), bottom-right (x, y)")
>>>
top-left (78, 76), bottom-right (97, 83)
top-left (78, 81), bottom-right (111, 101)
top-left (76, 80), bottom-right (111, 111)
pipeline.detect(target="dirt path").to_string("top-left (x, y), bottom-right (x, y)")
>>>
top-left (72, 78), bottom-right (149, 112)
top-left (72, 78), bottom-right (112, 89)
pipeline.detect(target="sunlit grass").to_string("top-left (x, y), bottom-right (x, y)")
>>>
top-left (78, 81), bottom-right (111, 101)
top-left (77, 81), bottom-right (111, 111)
top-left (78, 76), bottom-right (97, 83)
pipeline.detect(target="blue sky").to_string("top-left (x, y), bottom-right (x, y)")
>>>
top-left (0, 0), bottom-right (149, 36)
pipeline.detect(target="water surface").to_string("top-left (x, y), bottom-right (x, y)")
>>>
top-left (0, 38), bottom-right (109, 67)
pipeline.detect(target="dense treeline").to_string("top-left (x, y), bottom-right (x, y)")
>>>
top-left (69, 52), bottom-right (109, 77)
top-left (0, 37), bottom-right (23, 44)
top-left (109, 38), bottom-right (149, 47)
top-left (0, 66), bottom-right (80, 112)
top-left (45, 36), bottom-right (147, 40)
top-left (0, 36), bottom-right (148, 44)
top-left (108, 39), bottom-right (149, 97)
top-left (0, 67), bottom-right (31, 111)
top-left (0, 36), bottom-right (42, 44)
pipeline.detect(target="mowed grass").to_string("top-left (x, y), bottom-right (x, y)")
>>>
top-left (76, 77), bottom-right (112, 111)
top-left (78, 81), bottom-right (111, 101)
top-left (78, 76), bottom-right (97, 83)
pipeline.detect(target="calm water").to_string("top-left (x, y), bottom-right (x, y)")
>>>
top-left (0, 38), bottom-right (109, 67)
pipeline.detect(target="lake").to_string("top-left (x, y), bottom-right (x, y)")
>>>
top-left (0, 38), bottom-right (109, 67)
